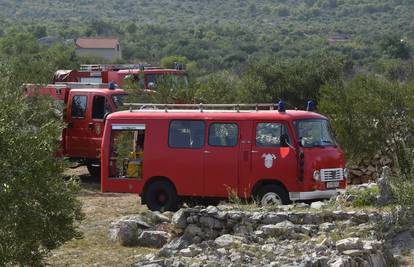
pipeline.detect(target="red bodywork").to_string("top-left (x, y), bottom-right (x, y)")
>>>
top-left (101, 110), bottom-right (346, 201)
top-left (24, 84), bottom-right (127, 162)
top-left (53, 68), bottom-right (187, 89)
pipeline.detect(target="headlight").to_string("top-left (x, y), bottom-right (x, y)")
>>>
top-left (343, 168), bottom-right (349, 179)
top-left (313, 170), bottom-right (320, 181)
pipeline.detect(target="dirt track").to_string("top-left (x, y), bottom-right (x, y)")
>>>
top-left (47, 166), bottom-right (155, 266)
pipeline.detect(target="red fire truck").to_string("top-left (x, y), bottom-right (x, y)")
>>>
top-left (53, 64), bottom-right (187, 91)
top-left (24, 83), bottom-right (128, 177)
top-left (100, 102), bottom-right (347, 211)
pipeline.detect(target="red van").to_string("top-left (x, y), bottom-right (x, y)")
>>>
top-left (100, 103), bottom-right (347, 211)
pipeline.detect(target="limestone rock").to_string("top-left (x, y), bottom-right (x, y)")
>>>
top-left (310, 201), bottom-right (326, 209)
top-left (214, 234), bottom-right (243, 247)
top-left (336, 237), bottom-right (363, 252)
top-left (138, 231), bottom-right (170, 248)
top-left (108, 215), bottom-right (150, 246)
top-left (172, 208), bottom-right (189, 229)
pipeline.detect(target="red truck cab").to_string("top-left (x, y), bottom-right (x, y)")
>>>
top-left (24, 83), bottom-right (127, 177)
top-left (100, 103), bottom-right (347, 211)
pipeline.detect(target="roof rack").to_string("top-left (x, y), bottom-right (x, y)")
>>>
top-left (54, 82), bottom-right (112, 89)
top-left (123, 103), bottom-right (278, 112)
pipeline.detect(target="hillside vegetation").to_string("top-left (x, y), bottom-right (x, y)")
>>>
top-left (1, 0), bottom-right (414, 70)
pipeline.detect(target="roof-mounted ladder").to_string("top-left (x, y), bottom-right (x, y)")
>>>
top-left (124, 103), bottom-right (279, 112)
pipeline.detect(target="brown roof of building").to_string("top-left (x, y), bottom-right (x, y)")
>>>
top-left (76, 37), bottom-right (119, 49)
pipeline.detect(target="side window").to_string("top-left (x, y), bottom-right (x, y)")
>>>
top-left (92, 95), bottom-right (111, 119)
top-left (208, 123), bottom-right (238, 147)
top-left (169, 120), bottom-right (205, 148)
top-left (256, 123), bottom-right (291, 147)
top-left (71, 95), bottom-right (87, 119)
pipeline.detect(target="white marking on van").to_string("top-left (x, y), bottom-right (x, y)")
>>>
top-left (262, 153), bottom-right (277, 168)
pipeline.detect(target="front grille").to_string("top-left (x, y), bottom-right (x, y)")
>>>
top-left (320, 168), bottom-right (343, 181)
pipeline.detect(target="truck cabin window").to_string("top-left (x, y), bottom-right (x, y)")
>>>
top-left (294, 119), bottom-right (336, 148)
top-left (71, 95), bottom-right (87, 118)
top-left (169, 120), bottom-right (205, 148)
top-left (112, 94), bottom-right (126, 109)
top-left (92, 95), bottom-right (111, 119)
top-left (109, 127), bottom-right (145, 179)
top-left (146, 74), bottom-right (188, 91)
top-left (208, 123), bottom-right (238, 147)
top-left (256, 123), bottom-right (291, 147)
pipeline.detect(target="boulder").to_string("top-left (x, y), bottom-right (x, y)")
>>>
top-left (260, 220), bottom-right (294, 237)
top-left (262, 212), bottom-right (287, 224)
top-left (183, 224), bottom-right (202, 239)
top-left (172, 208), bottom-right (189, 229)
top-left (159, 236), bottom-right (190, 257)
top-left (199, 216), bottom-right (224, 229)
top-left (214, 234), bottom-right (244, 247)
top-left (310, 201), bottom-right (326, 210)
top-left (138, 231), bottom-right (170, 248)
top-left (335, 237), bottom-right (363, 252)
top-left (108, 215), bottom-right (150, 246)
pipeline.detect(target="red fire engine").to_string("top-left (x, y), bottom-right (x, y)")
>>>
top-left (24, 83), bottom-right (128, 177)
top-left (100, 101), bottom-right (347, 211)
top-left (53, 64), bottom-right (187, 91)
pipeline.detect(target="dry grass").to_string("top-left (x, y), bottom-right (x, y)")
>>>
top-left (47, 167), bottom-right (156, 267)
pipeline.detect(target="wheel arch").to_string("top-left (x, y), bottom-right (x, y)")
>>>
top-left (251, 179), bottom-right (289, 199)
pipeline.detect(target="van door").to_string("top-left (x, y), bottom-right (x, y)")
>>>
top-left (66, 93), bottom-right (91, 157)
top-left (251, 121), bottom-right (297, 190)
top-left (204, 122), bottom-right (240, 197)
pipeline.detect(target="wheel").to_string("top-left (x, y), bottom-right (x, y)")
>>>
top-left (144, 180), bottom-right (178, 212)
top-left (257, 184), bottom-right (290, 206)
top-left (86, 163), bottom-right (101, 179)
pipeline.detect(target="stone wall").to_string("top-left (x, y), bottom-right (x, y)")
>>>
top-left (109, 205), bottom-right (395, 267)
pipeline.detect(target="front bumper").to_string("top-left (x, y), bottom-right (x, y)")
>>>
top-left (289, 189), bottom-right (345, 201)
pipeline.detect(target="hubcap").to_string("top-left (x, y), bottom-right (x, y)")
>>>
top-left (261, 192), bottom-right (282, 206)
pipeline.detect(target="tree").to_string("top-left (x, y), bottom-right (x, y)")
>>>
top-left (318, 75), bottom-right (408, 163)
top-left (160, 55), bottom-right (187, 69)
top-left (380, 35), bottom-right (411, 60)
top-left (0, 59), bottom-right (82, 265)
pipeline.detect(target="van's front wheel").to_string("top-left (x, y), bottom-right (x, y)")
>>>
top-left (144, 180), bottom-right (178, 212)
top-left (257, 184), bottom-right (290, 206)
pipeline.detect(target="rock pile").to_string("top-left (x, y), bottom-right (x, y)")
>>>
top-left (109, 205), bottom-right (394, 267)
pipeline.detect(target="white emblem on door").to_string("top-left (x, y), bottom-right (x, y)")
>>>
top-left (262, 153), bottom-right (277, 168)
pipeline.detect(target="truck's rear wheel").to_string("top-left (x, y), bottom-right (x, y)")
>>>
top-left (86, 163), bottom-right (101, 179)
top-left (144, 180), bottom-right (178, 212)
top-left (257, 184), bottom-right (290, 206)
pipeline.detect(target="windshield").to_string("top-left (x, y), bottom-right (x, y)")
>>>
top-left (112, 94), bottom-right (127, 109)
top-left (294, 119), bottom-right (336, 147)
top-left (146, 74), bottom-right (188, 89)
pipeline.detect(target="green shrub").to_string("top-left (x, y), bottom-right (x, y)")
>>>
top-left (351, 187), bottom-right (379, 207)
top-left (0, 61), bottom-right (83, 266)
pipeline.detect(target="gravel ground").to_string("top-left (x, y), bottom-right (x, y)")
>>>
top-left (47, 166), bottom-right (155, 267)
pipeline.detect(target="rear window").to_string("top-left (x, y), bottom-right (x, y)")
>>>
top-left (169, 120), bottom-right (205, 148)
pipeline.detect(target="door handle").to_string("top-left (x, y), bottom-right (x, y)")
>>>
top-left (204, 150), bottom-right (212, 154)
top-left (251, 150), bottom-right (258, 153)
top-left (68, 122), bottom-right (73, 128)
top-left (88, 123), bottom-right (94, 129)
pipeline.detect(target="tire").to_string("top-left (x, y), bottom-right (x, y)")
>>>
top-left (144, 180), bottom-right (178, 212)
top-left (257, 184), bottom-right (290, 206)
top-left (87, 163), bottom-right (101, 179)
